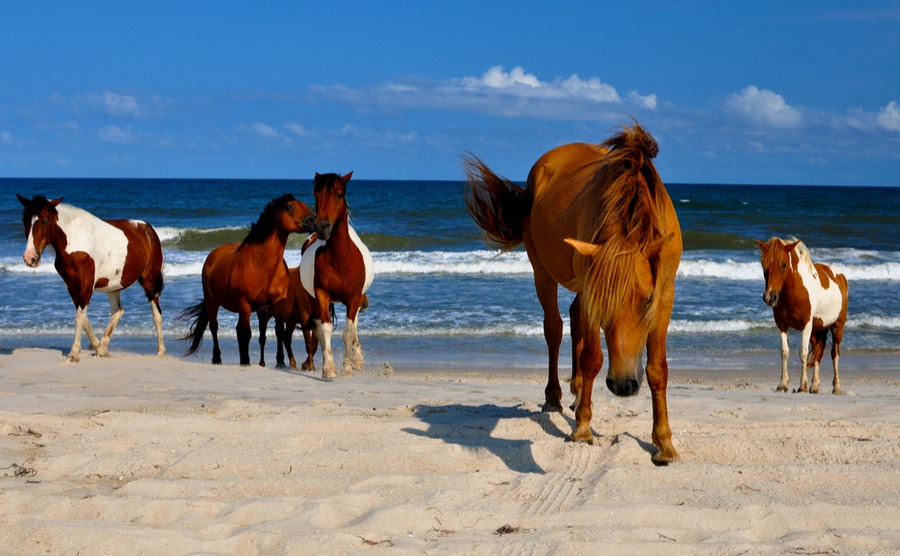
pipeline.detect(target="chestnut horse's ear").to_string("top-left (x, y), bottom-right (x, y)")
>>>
top-left (341, 171), bottom-right (353, 184)
top-left (645, 233), bottom-right (674, 260)
top-left (16, 194), bottom-right (29, 207)
top-left (755, 239), bottom-right (765, 249)
top-left (565, 238), bottom-right (600, 257)
top-left (783, 240), bottom-right (800, 253)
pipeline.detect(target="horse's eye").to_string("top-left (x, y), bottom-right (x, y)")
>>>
top-left (41, 218), bottom-right (49, 225)
top-left (780, 262), bottom-right (787, 270)
top-left (338, 192), bottom-right (345, 199)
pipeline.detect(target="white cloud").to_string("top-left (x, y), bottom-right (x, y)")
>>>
top-left (102, 92), bottom-right (142, 118)
top-left (725, 86), bottom-right (802, 128)
top-left (460, 65), bottom-right (621, 103)
top-left (245, 121), bottom-right (281, 138)
top-left (283, 123), bottom-right (308, 136)
top-left (876, 100), bottom-right (900, 132)
top-left (628, 91), bottom-right (657, 110)
top-left (97, 125), bottom-right (135, 143)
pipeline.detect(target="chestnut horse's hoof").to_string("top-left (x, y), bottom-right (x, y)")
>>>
top-left (652, 448), bottom-right (679, 466)
top-left (541, 400), bottom-right (563, 413)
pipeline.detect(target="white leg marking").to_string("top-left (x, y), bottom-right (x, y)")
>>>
top-left (797, 323), bottom-right (812, 393)
top-left (316, 320), bottom-right (336, 379)
top-left (777, 331), bottom-right (790, 392)
top-left (98, 292), bottom-right (124, 357)
top-left (151, 300), bottom-right (166, 356)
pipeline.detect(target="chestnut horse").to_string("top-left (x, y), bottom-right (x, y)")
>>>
top-left (300, 172), bottom-right (375, 379)
top-left (180, 194), bottom-right (315, 366)
top-left (463, 123), bottom-right (682, 465)
top-left (756, 237), bottom-right (849, 394)
top-left (258, 266), bottom-right (319, 370)
top-left (16, 194), bottom-right (166, 362)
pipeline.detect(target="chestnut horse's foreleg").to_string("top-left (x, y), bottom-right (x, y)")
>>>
top-left (300, 322), bottom-right (317, 371)
top-left (568, 296), bottom-right (584, 412)
top-left (531, 266), bottom-right (563, 412)
top-left (274, 318), bottom-right (288, 368)
top-left (646, 318), bottom-right (679, 465)
top-left (777, 330), bottom-right (790, 392)
top-left (236, 310), bottom-right (253, 367)
top-left (149, 297), bottom-right (166, 356)
top-left (68, 306), bottom-right (91, 362)
top-left (571, 323), bottom-right (602, 443)
top-left (97, 291), bottom-right (125, 358)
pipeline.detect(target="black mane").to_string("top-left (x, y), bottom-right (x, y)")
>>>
top-left (241, 194), bottom-right (297, 246)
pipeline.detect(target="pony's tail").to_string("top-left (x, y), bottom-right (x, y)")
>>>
top-left (177, 300), bottom-right (209, 355)
top-left (462, 153), bottom-right (532, 252)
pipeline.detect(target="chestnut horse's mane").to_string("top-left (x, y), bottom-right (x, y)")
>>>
top-left (241, 193), bottom-right (298, 246)
top-left (759, 236), bottom-right (814, 274)
top-left (582, 124), bottom-right (669, 329)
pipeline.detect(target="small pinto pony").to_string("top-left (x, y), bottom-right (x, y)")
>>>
top-left (180, 194), bottom-right (316, 366)
top-left (300, 172), bottom-right (375, 379)
top-left (17, 194), bottom-right (166, 362)
top-left (756, 237), bottom-right (849, 394)
top-left (463, 123), bottom-right (682, 465)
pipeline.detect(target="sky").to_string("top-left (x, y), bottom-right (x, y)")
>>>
top-left (2, 2), bottom-right (899, 186)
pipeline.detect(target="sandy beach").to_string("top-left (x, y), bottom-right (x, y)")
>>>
top-left (1, 348), bottom-right (898, 555)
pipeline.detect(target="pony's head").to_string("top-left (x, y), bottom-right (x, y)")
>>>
top-left (756, 237), bottom-right (801, 308)
top-left (564, 123), bottom-right (675, 397)
top-left (243, 194), bottom-right (315, 246)
top-left (568, 234), bottom-right (672, 396)
top-left (17, 194), bottom-right (63, 268)
top-left (313, 171), bottom-right (353, 240)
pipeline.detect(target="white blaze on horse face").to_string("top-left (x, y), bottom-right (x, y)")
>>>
top-left (23, 215), bottom-right (40, 267)
top-left (57, 205), bottom-right (130, 292)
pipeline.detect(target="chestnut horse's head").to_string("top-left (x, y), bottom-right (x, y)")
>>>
top-left (313, 171), bottom-right (353, 241)
top-left (17, 194), bottom-right (63, 268)
top-left (242, 194), bottom-right (315, 246)
top-left (567, 234), bottom-right (673, 397)
top-left (756, 237), bottom-right (800, 308)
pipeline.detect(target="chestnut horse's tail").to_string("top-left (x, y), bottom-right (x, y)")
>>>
top-left (462, 154), bottom-right (533, 252)
top-left (178, 300), bottom-right (209, 355)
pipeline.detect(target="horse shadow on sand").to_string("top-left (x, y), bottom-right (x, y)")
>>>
top-left (402, 403), bottom-right (575, 475)
top-left (402, 402), bottom-right (662, 474)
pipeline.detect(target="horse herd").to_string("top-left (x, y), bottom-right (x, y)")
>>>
top-left (16, 122), bottom-right (849, 465)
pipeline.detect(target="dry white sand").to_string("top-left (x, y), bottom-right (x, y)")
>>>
top-left (1, 348), bottom-right (898, 555)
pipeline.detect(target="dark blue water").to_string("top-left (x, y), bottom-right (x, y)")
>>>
top-left (1, 178), bottom-right (898, 370)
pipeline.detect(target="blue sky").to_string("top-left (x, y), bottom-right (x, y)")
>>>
top-left (2, 2), bottom-right (899, 185)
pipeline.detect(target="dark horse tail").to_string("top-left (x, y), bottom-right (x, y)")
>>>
top-left (177, 300), bottom-right (209, 355)
top-left (462, 153), bottom-right (533, 252)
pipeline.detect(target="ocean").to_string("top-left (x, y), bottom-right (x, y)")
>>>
top-left (1, 178), bottom-right (898, 373)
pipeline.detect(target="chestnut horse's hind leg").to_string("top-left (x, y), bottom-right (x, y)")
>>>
top-left (256, 311), bottom-right (270, 367)
top-left (568, 296), bottom-right (584, 412)
top-left (831, 326), bottom-right (843, 395)
top-left (342, 308), bottom-right (364, 375)
top-left (236, 311), bottom-right (252, 366)
top-left (97, 291), bottom-right (125, 358)
top-left (208, 304), bottom-right (222, 365)
top-left (531, 264), bottom-right (564, 413)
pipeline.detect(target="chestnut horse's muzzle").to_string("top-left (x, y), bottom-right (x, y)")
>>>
top-left (316, 220), bottom-right (333, 241)
top-left (301, 214), bottom-right (316, 234)
top-left (763, 290), bottom-right (779, 308)
top-left (607, 375), bottom-right (642, 397)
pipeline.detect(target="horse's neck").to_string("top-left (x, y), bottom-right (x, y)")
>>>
top-left (54, 205), bottom-right (109, 252)
top-left (246, 228), bottom-right (290, 265)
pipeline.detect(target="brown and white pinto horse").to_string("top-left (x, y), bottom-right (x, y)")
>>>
top-left (17, 194), bottom-right (166, 362)
top-left (756, 237), bottom-right (849, 394)
top-left (300, 172), bottom-right (375, 379)
top-left (463, 123), bottom-right (682, 465)
top-left (180, 194), bottom-right (316, 366)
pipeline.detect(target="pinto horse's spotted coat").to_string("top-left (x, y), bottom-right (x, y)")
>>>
top-left (17, 194), bottom-right (166, 361)
top-left (756, 237), bottom-right (849, 394)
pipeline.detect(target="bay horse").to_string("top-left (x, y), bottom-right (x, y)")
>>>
top-left (300, 172), bottom-right (375, 379)
top-left (463, 123), bottom-right (682, 465)
top-left (16, 194), bottom-right (166, 362)
top-left (755, 237), bottom-right (849, 394)
top-left (258, 266), bottom-right (319, 370)
top-left (180, 194), bottom-right (316, 366)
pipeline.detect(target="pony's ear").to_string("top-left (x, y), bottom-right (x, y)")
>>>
top-left (784, 240), bottom-right (800, 253)
top-left (341, 171), bottom-right (353, 184)
top-left (755, 239), bottom-right (766, 249)
top-left (565, 238), bottom-right (600, 257)
top-left (315, 172), bottom-right (321, 178)
top-left (16, 194), bottom-right (29, 207)
top-left (49, 197), bottom-right (63, 208)
top-left (645, 233), bottom-right (674, 260)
